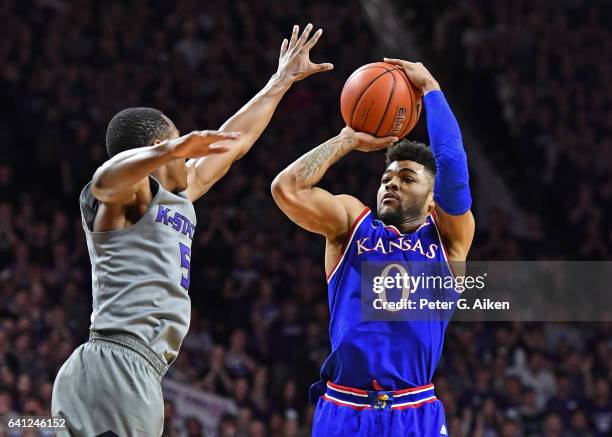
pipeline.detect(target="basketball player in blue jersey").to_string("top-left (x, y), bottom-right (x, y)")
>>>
top-left (51, 24), bottom-right (333, 436)
top-left (271, 59), bottom-right (474, 436)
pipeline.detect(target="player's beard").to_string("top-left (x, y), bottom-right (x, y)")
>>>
top-left (378, 194), bottom-right (428, 228)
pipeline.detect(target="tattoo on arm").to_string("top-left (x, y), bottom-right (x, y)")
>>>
top-left (295, 135), bottom-right (353, 182)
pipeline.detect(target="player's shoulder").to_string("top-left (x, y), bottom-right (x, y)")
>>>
top-left (333, 194), bottom-right (368, 223)
top-left (334, 194), bottom-right (370, 240)
top-left (325, 195), bottom-right (370, 263)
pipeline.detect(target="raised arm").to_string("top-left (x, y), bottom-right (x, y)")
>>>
top-left (384, 58), bottom-right (475, 261)
top-left (185, 23), bottom-right (334, 202)
top-left (271, 128), bottom-right (396, 241)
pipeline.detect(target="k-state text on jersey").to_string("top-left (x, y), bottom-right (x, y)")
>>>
top-left (155, 205), bottom-right (195, 239)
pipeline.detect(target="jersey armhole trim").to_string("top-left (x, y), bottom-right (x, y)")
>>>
top-left (83, 176), bottom-right (163, 236)
top-left (326, 207), bottom-right (371, 283)
top-left (430, 211), bottom-right (458, 281)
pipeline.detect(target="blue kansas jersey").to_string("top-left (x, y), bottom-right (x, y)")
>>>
top-left (321, 207), bottom-right (458, 390)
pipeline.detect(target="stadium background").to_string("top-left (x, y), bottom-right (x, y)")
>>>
top-left (1, 0), bottom-right (611, 436)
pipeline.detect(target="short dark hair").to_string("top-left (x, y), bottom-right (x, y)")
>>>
top-left (105, 107), bottom-right (172, 157)
top-left (385, 140), bottom-right (436, 176)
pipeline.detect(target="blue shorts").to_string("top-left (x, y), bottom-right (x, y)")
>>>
top-left (311, 381), bottom-right (449, 437)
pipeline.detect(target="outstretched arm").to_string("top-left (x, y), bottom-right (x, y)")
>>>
top-left (271, 128), bottom-right (396, 241)
top-left (185, 23), bottom-right (334, 202)
top-left (92, 131), bottom-right (236, 205)
top-left (384, 58), bottom-right (475, 261)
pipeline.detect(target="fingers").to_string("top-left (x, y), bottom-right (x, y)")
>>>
top-left (314, 62), bottom-right (334, 72)
top-left (187, 131), bottom-right (241, 148)
top-left (198, 130), bottom-right (241, 140)
top-left (357, 132), bottom-right (398, 149)
top-left (288, 24), bottom-right (299, 51)
top-left (383, 57), bottom-right (409, 67)
top-left (286, 23), bottom-right (321, 54)
top-left (369, 135), bottom-right (398, 147)
top-left (358, 131), bottom-right (398, 142)
top-left (207, 144), bottom-right (231, 154)
top-left (189, 142), bottom-right (231, 157)
top-left (380, 135), bottom-right (399, 145)
top-left (280, 38), bottom-right (288, 58)
top-left (296, 23), bottom-right (314, 49)
top-left (383, 57), bottom-right (402, 64)
top-left (384, 58), bottom-right (423, 70)
top-left (303, 28), bottom-right (322, 51)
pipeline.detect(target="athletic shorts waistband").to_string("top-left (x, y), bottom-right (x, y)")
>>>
top-left (323, 381), bottom-right (437, 411)
top-left (89, 330), bottom-right (169, 377)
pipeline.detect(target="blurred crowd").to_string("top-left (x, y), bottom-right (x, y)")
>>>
top-left (1, 0), bottom-right (611, 436)
top-left (398, 0), bottom-right (612, 258)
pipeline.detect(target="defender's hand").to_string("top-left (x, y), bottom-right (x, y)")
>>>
top-left (277, 23), bottom-right (334, 82)
top-left (383, 58), bottom-right (441, 94)
top-left (164, 130), bottom-right (241, 159)
top-left (340, 126), bottom-right (397, 152)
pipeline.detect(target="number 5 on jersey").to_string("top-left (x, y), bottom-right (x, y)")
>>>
top-left (179, 242), bottom-right (191, 289)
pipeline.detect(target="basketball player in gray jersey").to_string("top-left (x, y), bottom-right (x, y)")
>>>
top-left (51, 24), bottom-right (332, 436)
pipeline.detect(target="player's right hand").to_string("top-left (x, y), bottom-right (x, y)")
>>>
top-left (340, 126), bottom-right (398, 152)
top-left (165, 130), bottom-right (241, 159)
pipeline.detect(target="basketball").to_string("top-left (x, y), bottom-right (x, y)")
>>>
top-left (340, 62), bottom-right (422, 139)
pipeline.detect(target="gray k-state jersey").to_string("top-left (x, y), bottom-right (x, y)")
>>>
top-left (79, 176), bottom-right (196, 364)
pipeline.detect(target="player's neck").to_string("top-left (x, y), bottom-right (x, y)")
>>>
top-left (395, 214), bottom-right (428, 234)
top-left (152, 168), bottom-right (181, 193)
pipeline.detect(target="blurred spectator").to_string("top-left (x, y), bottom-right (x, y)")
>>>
top-left (512, 350), bottom-right (557, 409)
top-left (201, 346), bottom-right (234, 395)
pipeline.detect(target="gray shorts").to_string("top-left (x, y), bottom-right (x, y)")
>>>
top-left (51, 332), bottom-right (169, 437)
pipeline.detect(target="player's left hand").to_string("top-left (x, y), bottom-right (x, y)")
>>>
top-left (277, 23), bottom-right (334, 82)
top-left (383, 58), bottom-right (441, 94)
top-left (340, 126), bottom-right (398, 152)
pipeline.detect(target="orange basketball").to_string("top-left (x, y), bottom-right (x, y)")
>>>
top-left (340, 62), bottom-right (422, 139)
